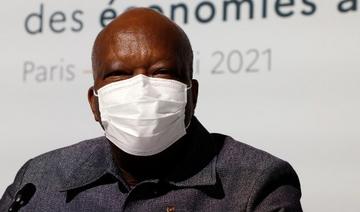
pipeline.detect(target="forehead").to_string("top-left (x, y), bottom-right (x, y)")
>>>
top-left (93, 27), bottom-right (183, 72)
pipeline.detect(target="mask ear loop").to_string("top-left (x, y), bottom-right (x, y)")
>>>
top-left (93, 88), bottom-right (99, 97)
top-left (185, 119), bottom-right (192, 130)
top-left (185, 81), bottom-right (193, 130)
top-left (186, 82), bottom-right (192, 90)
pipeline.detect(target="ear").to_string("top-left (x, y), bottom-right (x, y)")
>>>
top-left (190, 79), bottom-right (199, 110)
top-left (88, 86), bottom-right (101, 122)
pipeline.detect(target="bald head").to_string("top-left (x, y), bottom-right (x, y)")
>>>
top-left (91, 8), bottom-right (193, 84)
top-left (88, 8), bottom-right (198, 127)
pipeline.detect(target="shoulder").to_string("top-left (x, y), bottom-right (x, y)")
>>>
top-left (0, 137), bottom-right (108, 211)
top-left (13, 137), bottom-right (107, 190)
top-left (215, 134), bottom-right (300, 187)
top-left (215, 134), bottom-right (290, 173)
top-left (213, 134), bottom-right (302, 210)
top-left (30, 136), bottom-right (106, 163)
top-left (28, 137), bottom-right (105, 170)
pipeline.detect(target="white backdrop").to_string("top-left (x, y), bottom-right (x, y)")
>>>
top-left (1, 1), bottom-right (359, 211)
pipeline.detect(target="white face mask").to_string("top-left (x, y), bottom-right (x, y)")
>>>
top-left (94, 74), bottom-right (191, 156)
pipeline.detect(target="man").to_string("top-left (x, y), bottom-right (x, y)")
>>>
top-left (0, 8), bottom-right (302, 212)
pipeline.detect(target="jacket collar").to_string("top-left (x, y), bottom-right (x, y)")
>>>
top-left (58, 117), bottom-right (219, 192)
top-left (58, 137), bottom-right (123, 191)
top-left (165, 117), bottom-right (218, 187)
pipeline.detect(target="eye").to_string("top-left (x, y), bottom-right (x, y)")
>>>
top-left (152, 68), bottom-right (178, 79)
top-left (103, 70), bottom-right (131, 80)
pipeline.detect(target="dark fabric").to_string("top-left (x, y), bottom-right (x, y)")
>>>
top-left (0, 118), bottom-right (302, 211)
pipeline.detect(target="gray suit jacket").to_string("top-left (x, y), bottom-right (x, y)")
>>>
top-left (0, 118), bottom-right (302, 211)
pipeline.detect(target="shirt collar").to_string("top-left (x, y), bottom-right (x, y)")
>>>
top-left (58, 117), bottom-right (219, 191)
